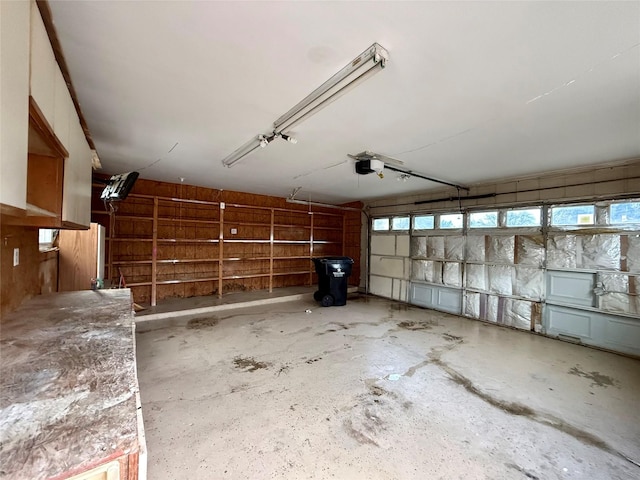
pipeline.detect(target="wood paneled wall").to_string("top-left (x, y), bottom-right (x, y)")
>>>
top-left (0, 224), bottom-right (41, 318)
top-left (92, 178), bottom-right (362, 305)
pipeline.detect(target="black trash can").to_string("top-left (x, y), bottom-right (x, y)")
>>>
top-left (312, 256), bottom-right (354, 307)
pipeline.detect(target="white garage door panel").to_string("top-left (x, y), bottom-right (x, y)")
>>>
top-left (546, 306), bottom-right (592, 338)
top-left (605, 318), bottom-right (640, 351)
top-left (410, 283), bottom-right (461, 315)
top-left (370, 255), bottom-right (405, 278)
top-left (370, 275), bottom-right (393, 298)
top-left (547, 270), bottom-right (595, 307)
top-left (371, 236), bottom-right (396, 255)
top-left (546, 304), bottom-right (640, 356)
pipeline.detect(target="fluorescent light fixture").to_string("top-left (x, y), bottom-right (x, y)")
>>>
top-left (221, 135), bottom-right (264, 168)
top-left (273, 43), bottom-right (389, 135)
top-left (221, 43), bottom-right (388, 168)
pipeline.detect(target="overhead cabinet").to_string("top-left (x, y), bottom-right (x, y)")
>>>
top-left (0, 0), bottom-right (92, 229)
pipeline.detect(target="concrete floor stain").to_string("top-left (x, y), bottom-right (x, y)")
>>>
top-left (568, 365), bottom-right (618, 388)
top-left (442, 333), bottom-right (463, 342)
top-left (431, 355), bottom-right (638, 467)
top-left (186, 316), bottom-right (219, 329)
top-left (343, 418), bottom-right (379, 446)
top-left (397, 321), bottom-right (432, 331)
top-left (505, 463), bottom-right (540, 479)
top-left (232, 356), bottom-right (270, 372)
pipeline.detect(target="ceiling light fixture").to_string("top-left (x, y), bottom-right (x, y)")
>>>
top-left (273, 43), bottom-right (389, 135)
top-left (221, 135), bottom-right (266, 168)
top-left (222, 43), bottom-right (389, 168)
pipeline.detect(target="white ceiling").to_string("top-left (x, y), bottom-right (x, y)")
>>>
top-left (49, 1), bottom-right (640, 204)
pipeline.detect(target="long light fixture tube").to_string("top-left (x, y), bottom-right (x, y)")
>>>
top-left (221, 42), bottom-right (388, 168)
top-left (221, 135), bottom-right (264, 168)
top-left (273, 42), bottom-right (389, 135)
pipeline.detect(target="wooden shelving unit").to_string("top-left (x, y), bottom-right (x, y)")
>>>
top-left (92, 187), bottom-right (347, 306)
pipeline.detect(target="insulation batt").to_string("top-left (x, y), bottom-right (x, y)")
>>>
top-left (547, 235), bottom-right (578, 269)
top-left (626, 235), bottom-right (640, 273)
top-left (488, 265), bottom-right (514, 295)
top-left (487, 236), bottom-right (515, 264)
top-left (466, 264), bottom-right (486, 291)
top-left (465, 292), bottom-right (481, 318)
top-left (599, 273), bottom-right (631, 314)
top-left (580, 234), bottom-right (620, 270)
top-left (514, 266), bottom-right (543, 300)
top-left (428, 236), bottom-right (445, 259)
top-left (466, 236), bottom-right (485, 262)
top-left (411, 236), bottom-right (427, 257)
top-left (516, 235), bottom-right (545, 267)
top-left (443, 262), bottom-right (462, 287)
top-left (445, 236), bottom-right (465, 261)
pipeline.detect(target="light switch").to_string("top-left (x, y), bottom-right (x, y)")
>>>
top-left (13, 248), bottom-right (19, 266)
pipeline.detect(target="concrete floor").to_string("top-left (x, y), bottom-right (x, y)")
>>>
top-left (136, 295), bottom-right (640, 479)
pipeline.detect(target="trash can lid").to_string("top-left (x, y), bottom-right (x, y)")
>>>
top-left (313, 256), bottom-right (354, 264)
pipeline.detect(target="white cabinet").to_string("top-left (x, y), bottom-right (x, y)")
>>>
top-left (0, 0), bottom-right (30, 213)
top-left (0, 0), bottom-right (93, 229)
top-left (29, 3), bottom-right (56, 125)
top-left (64, 119), bottom-right (93, 227)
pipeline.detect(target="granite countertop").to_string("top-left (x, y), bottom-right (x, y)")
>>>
top-left (0, 289), bottom-right (140, 479)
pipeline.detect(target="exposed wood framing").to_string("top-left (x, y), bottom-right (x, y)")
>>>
top-left (90, 178), bottom-right (361, 305)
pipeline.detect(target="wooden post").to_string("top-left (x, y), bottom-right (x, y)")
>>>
top-left (269, 209), bottom-right (274, 293)
top-left (108, 212), bottom-right (115, 285)
top-left (342, 213), bottom-right (346, 256)
top-left (309, 212), bottom-right (314, 286)
top-left (151, 197), bottom-right (158, 306)
top-left (218, 202), bottom-right (224, 298)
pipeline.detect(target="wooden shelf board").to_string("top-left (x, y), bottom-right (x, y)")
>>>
top-left (223, 257), bottom-right (270, 261)
top-left (158, 217), bottom-right (219, 225)
top-left (222, 273), bottom-right (271, 280)
top-left (111, 238), bottom-right (153, 242)
top-left (156, 258), bottom-right (219, 264)
top-left (224, 239), bottom-right (270, 244)
top-left (272, 270), bottom-right (312, 276)
top-left (113, 260), bottom-right (152, 265)
top-left (114, 215), bottom-right (153, 221)
top-left (157, 238), bottom-right (220, 243)
top-left (156, 277), bottom-right (219, 285)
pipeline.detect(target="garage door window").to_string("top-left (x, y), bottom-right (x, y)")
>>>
top-left (506, 207), bottom-right (541, 227)
top-left (392, 216), bottom-right (410, 231)
top-left (372, 218), bottom-right (390, 231)
top-left (551, 205), bottom-right (595, 226)
top-left (610, 201), bottom-right (640, 224)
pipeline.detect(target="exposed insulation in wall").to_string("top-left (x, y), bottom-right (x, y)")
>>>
top-left (444, 236), bottom-right (464, 261)
top-left (487, 236), bottom-right (515, 264)
top-left (464, 292), bottom-right (538, 330)
top-left (442, 262), bottom-right (462, 287)
top-left (516, 235), bottom-right (545, 267)
top-left (626, 235), bottom-right (640, 272)
top-left (547, 234), bottom-right (622, 270)
top-left (466, 236), bottom-right (485, 262)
